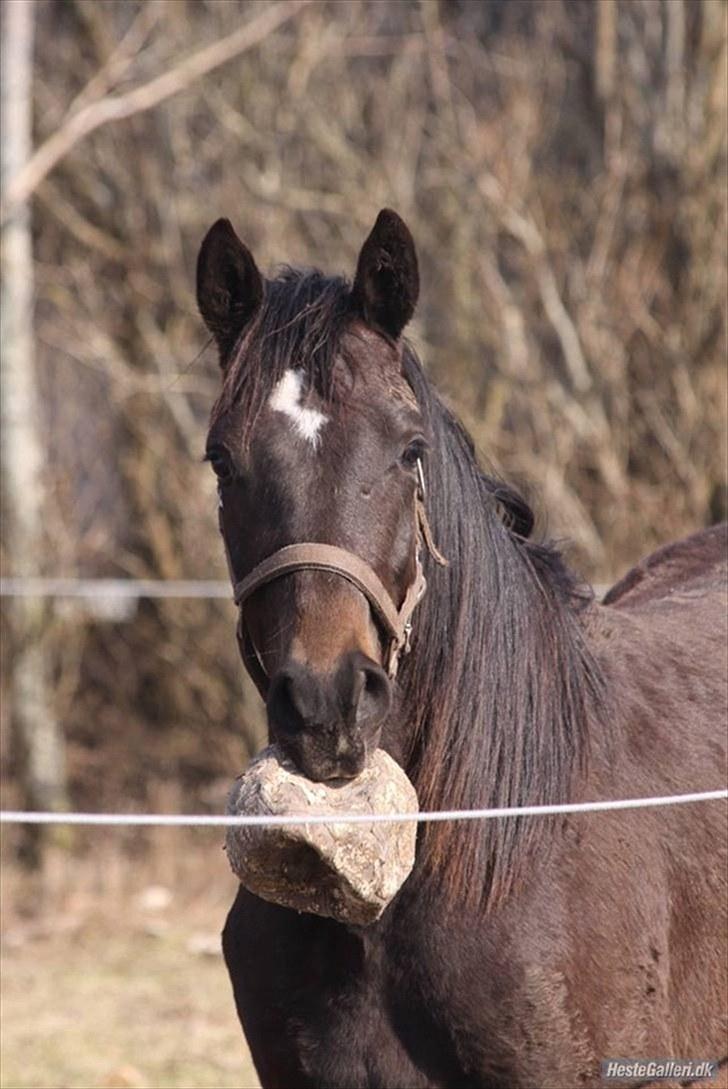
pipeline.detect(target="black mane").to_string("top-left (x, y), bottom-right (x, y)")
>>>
top-left (400, 349), bottom-right (607, 907)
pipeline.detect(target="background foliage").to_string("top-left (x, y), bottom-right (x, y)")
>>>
top-left (2, 0), bottom-right (726, 821)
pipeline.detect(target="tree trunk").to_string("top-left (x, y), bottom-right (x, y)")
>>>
top-left (1, 0), bottom-right (67, 865)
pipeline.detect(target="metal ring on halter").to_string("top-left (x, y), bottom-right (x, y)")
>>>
top-left (416, 457), bottom-right (427, 500)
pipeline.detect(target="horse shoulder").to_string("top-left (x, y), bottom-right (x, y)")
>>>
top-left (593, 523), bottom-right (727, 753)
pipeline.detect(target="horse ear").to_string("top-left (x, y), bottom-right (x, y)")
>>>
top-left (351, 209), bottom-right (419, 340)
top-left (196, 218), bottom-right (263, 364)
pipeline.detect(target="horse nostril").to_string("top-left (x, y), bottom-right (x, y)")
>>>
top-left (267, 666), bottom-right (311, 734)
top-left (353, 661), bottom-right (391, 727)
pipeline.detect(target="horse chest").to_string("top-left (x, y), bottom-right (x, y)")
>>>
top-left (290, 966), bottom-right (443, 1089)
top-left (224, 889), bottom-right (471, 1088)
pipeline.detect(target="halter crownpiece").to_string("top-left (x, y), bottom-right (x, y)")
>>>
top-left (219, 460), bottom-right (447, 692)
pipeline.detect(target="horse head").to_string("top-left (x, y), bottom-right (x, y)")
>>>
top-left (198, 210), bottom-right (432, 782)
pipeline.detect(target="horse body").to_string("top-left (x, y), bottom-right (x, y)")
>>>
top-left (223, 526), bottom-right (727, 1089)
top-left (196, 210), bottom-right (727, 1088)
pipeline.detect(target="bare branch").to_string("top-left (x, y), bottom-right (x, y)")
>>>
top-left (476, 173), bottom-right (593, 394)
top-left (0, 0), bottom-right (309, 221)
top-left (65, 1), bottom-right (163, 117)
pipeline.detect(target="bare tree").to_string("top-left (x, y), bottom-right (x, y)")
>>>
top-left (1, 0), bottom-right (67, 862)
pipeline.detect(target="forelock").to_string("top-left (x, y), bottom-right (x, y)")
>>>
top-left (210, 268), bottom-right (352, 443)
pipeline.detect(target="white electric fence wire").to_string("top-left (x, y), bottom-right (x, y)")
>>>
top-left (0, 577), bottom-right (231, 599)
top-left (1, 580), bottom-right (720, 828)
top-left (1, 791), bottom-right (725, 828)
top-left (0, 578), bottom-right (610, 601)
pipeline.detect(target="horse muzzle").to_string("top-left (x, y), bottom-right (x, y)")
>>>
top-left (266, 652), bottom-right (391, 782)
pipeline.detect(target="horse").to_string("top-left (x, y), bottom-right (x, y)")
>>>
top-left (197, 209), bottom-right (727, 1089)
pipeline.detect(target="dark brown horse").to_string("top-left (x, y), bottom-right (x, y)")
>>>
top-left (197, 210), bottom-right (727, 1089)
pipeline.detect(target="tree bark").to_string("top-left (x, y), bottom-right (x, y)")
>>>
top-left (1, 0), bottom-right (67, 864)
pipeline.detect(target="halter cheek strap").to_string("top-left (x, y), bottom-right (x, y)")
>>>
top-left (219, 465), bottom-right (446, 691)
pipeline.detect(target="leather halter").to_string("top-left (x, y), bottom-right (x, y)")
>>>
top-left (218, 462), bottom-right (447, 695)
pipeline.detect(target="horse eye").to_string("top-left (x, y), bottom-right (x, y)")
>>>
top-left (205, 446), bottom-right (234, 485)
top-left (401, 438), bottom-right (428, 470)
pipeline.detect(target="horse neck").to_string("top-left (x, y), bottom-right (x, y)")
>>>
top-left (397, 362), bottom-right (606, 908)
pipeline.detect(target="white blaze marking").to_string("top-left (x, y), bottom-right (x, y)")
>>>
top-left (268, 369), bottom-right (328, 447)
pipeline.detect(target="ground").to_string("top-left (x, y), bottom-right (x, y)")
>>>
top-left (0, 833), bottom-right (260, 1089)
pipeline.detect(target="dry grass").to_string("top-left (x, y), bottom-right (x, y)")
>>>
top-left (0, 836), bottom-right (260, 1089)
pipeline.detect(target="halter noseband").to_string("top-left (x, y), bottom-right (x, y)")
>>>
top-left (219, 463), bottom-right (446, 694)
